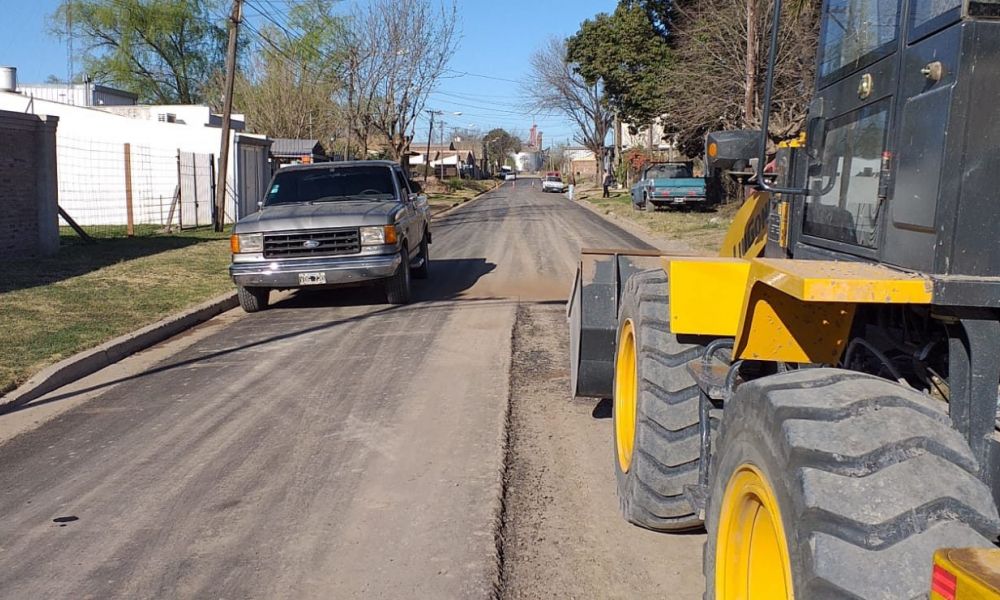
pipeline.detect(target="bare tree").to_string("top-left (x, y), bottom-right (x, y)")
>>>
top-left (343, 0), bottom-right (459, 164)
top-left (664, 0), bottom-right (819, 156)
top-left (224, 1), bottom-right (346, 146)
top-left (525, 38), bottom-right (612, 184)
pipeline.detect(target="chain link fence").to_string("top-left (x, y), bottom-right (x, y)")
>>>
top-left (56, 137), bottom-right (219, 240)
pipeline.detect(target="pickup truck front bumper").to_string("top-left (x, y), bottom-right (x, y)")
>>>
top-left (230, 253), bottom-right (401, 289)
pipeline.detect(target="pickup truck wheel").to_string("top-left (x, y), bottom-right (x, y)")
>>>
top-left (384, 249), bottom-right (412, 304)
top-left (643, 195), bottom-right (655, 212)
top-left (412, 235), bottom-right (430, 280)
top-left (237, 286), bottom-right (269, 313)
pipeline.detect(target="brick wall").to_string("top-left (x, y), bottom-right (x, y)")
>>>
top-left (0, 111), bottom-right (58, 259)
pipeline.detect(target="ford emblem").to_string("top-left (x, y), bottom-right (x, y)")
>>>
top-left (303, 240), bottom-right (321, 249)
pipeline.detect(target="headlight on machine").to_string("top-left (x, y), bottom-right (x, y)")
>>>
top-left (231, 233), bottom-right (263, 253)
top-left (360, 225), bottom-right (398, 246)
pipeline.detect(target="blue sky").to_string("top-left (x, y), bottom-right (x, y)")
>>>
top-left (0, 0), bottom-right (615, 147)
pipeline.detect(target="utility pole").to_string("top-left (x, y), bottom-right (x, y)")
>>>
top-left (438, 120), bottom-right (446, 180)
top-left (213, 0), bottom-right (242, 232)
top-left (424, 111), bottom-right (438, 183)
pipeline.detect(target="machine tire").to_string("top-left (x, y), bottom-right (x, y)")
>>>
top-left (237, 286), bottom-right (269, 313)
top-left (614, 269), bottom-right (712, 531)
top-left (384, 248), bottom-right (412, 305)
top-left (643, 195), bottom-right (654, 212)
top-left (704, 368), bottom-right (1000, 600)
top-left (412, 234), bottom-right (430, 280)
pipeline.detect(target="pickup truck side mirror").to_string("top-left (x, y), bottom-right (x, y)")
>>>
top-left (409, 180), bottom-right (423, 194)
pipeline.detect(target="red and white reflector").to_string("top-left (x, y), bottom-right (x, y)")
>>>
top-left (931, 564), bottom-right (958, 600)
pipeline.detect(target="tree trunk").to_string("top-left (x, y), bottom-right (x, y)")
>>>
top-left (744, 0), bottom-right (760, 128)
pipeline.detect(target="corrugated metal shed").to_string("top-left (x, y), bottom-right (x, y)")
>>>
top-left (270, 138), bottom-right (326, 158)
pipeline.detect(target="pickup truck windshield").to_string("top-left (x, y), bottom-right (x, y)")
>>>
top-left (545, 176), bottom-right (562, 182)
top-left (646, 164), bottom-right (693, 179)
top-left (266, 166), bottom-right (397, 205)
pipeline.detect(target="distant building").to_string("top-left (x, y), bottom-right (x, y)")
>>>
top-left (620, 116), bottom-right (680, 158)
top-left (101, 104), bottom-right (245, 130)
top-left (270, 139), bottom-right (328, 166)
top-left (409, 141), bottom-right (479, 178)
top-left (17, 82), bottom-right (137, 107)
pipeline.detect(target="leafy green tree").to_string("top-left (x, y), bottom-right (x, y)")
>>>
top-left (566, 1), bottom-right (673, 127)
top-left (50, 0), bottom-right (226, 104)
top-left (483, 128), bottom-right (522, 172)
top-left (225, 0), bottom-right (347, 143)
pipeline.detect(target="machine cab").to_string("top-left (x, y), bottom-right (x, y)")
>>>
top-left (784, 0), bottom-right (1000, 283)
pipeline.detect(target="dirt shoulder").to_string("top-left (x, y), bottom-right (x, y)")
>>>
top-left (500, 304), bottom-right (705, 599)
top-left (576, 185), bottom-right (736, 255)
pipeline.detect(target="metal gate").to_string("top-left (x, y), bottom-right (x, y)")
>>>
top-left (235, 135), bottom-right (273, 219)
top-left (178, 152), bottom-right (215, 229)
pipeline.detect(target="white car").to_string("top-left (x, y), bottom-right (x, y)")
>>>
top-left (505, 172), bottom-right (517, 181)
top-left (541, 175), bottom-right (565, 193)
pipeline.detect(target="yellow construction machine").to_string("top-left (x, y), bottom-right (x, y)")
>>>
top-left (568, 0), bottom-right (1000, 597)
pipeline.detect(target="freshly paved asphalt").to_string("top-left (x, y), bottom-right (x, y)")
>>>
top-left (0, 179), bottom-right (651, 599)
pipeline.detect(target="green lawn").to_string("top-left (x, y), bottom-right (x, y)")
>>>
top-left (581, 188), bottom-right (736, 254)
top-left (1, 227), bottom-right (233, 395)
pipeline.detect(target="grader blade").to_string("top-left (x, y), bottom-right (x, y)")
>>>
top-left (568, 249), bottom-right (663, 399)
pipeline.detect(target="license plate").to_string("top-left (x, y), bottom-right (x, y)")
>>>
top-left (298, 272), bottom-right (326, 285)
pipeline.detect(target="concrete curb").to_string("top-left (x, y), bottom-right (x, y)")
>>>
top-left (1, 292), bottom-right (239, 410)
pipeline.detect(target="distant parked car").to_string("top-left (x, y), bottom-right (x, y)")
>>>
top-left (505, 172), bottom-right (517, 181)
top-left (229, 160), bottom-right (432, 312)
top-left (630, 162), bottom-right (709, 210)
top-left (541, 175), bottom-right (565, 193)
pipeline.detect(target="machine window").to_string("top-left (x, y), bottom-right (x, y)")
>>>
top-left (803, 100), bottom-right (890, 249)
top-left (912, 0), bottom-right (961, 28)
top-left (819, 0), bottom-right (899, 79)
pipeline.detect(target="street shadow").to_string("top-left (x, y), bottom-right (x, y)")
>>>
top-left (0, 300), bottom-right (458, 417)
top-left (1, 232), bottom-right (221, 295)
top-left (266, 257), bottom-right (497, 309)
top-left (0, 258), bottom-right (499, 417)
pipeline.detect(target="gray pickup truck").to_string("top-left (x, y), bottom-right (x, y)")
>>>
top-left (229, 160), bottom-right (432, 312)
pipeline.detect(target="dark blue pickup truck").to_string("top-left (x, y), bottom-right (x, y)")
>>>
top-left (630, 162), bottom-right (708, 210)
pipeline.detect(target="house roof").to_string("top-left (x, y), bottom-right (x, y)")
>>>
top-left (271, 138), bottom-right (326, 157)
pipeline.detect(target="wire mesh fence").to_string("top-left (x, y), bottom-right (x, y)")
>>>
top-left (56, 137), bottom-right (207, 240)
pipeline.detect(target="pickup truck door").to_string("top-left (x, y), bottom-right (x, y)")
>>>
top-left (394, 169), bottom-right (420, 257)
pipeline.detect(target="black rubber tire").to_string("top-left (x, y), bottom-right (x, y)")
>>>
top-left (704, 368), bottom-right (1000, 600)
top-left (643, 195), bottom-right (654, 212)
top-left (384, 248), bottom-right (412, 305)
top-left (614, 269), bottom-right (712, 531)
top-left (237, 286), bottom-right (269, 313)
top-left (412, 234), bottom-right (430, 280)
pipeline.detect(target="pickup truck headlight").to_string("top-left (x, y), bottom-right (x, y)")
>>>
top-left (231, 233), bottom-right (263, 253)
top-left (360, 225), bottom-right (398, 246)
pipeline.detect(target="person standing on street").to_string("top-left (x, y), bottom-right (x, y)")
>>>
top-left (602, 171), bottom-right (612, 198)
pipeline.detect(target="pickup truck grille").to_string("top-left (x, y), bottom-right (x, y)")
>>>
top-left (263, 228), bottom-right (361, 258)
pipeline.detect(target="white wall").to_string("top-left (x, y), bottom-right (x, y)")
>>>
top-left (0, 91), bottom-right (239, 227)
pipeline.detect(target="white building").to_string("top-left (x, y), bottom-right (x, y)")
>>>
top-left (621, 116), bottom-right (679, 156)
top-left (17, 82), bottom-right (137, 107)
top-left (0, 89), bottom-right (266, 228)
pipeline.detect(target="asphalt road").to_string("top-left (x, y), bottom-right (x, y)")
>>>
top-left (0, 179), bottom-right (703, 599)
